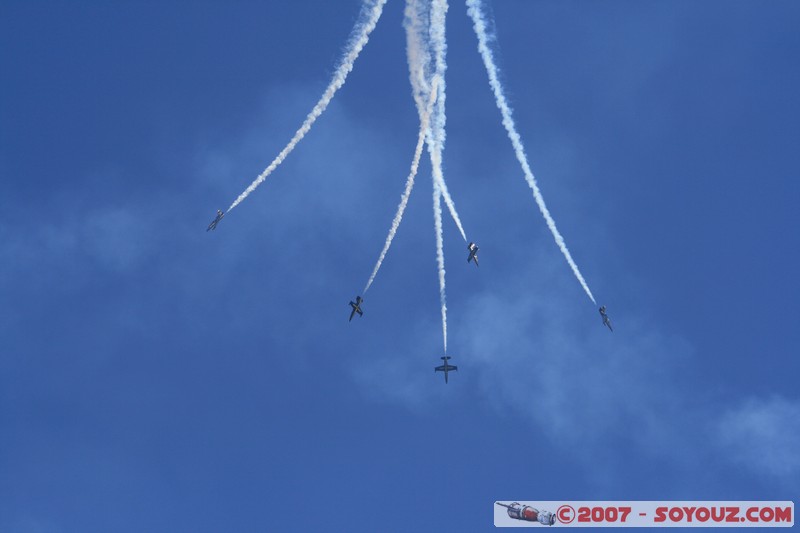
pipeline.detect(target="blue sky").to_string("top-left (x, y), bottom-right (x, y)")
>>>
top-left (1, 1), bottom-right (798, 531)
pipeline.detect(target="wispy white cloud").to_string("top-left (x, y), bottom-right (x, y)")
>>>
top-left (455, 266), bottom-right (694, 453)
top-left (351, 249), bottom-right (692, 452)
top-left (349, 245), bottom-right (798, 488)
top-left (715, 395), bottom-right (800, 479)
top-left (0, 205), bottom-right (157, 282)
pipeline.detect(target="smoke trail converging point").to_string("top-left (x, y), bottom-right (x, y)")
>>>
top-left (466, 0), bottom-right (596, 305)
top-left (406, 0), bottom-right (468, 243)
top-left (227, 0), bottom-right (388, 213)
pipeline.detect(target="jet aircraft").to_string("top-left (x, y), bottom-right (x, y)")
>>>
top-left (467, 242), bottom-right (479, 267)
top-left (349, 296), bottom-right (364, 322)
top-left (435, 355), bottom-right (457, 383)
top-left (599, 305), bottom-right (613, 332)
top-left (206, 210), bottom-right (225, 231)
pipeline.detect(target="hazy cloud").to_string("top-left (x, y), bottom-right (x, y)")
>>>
top-left (716, 395), bottom-right (800, 480)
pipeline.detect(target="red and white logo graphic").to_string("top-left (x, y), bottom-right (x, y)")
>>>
top-left (494, 501), bottom-right (794, 527)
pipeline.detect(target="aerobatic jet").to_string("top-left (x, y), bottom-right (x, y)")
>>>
top-left (467, 242), bottom-right (479, 267)
top-left (435, 356), bottom-right (457, 383)
top-left (599, 305), bottom-right (613, 332)
top-left (348, 296), bottom-right (364, 322)
top-left (206, 210), bottom-right (225, 231)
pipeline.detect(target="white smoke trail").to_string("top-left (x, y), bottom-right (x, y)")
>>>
top-left (430, 0), bottom-right (448, 149)
top-left (433, 182), bottom-right (448, 353)
top-left (426, 133), bottom-right (467, 241)
top-left (227, 0), bottom-right (388, 212)
top-left (405, 0), bottom-right (468, 242)
top-left (466, 0), bottom-right (596, 304)
top-left (404, 0), bottom-right (432, 113)
top-left (427, 0), bottom-right (468, 242)
top-left (363, 77), bottom-right (441, 294)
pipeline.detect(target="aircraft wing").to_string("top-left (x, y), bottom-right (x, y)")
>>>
top-left (435, 365), bottom-right (446, 372)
